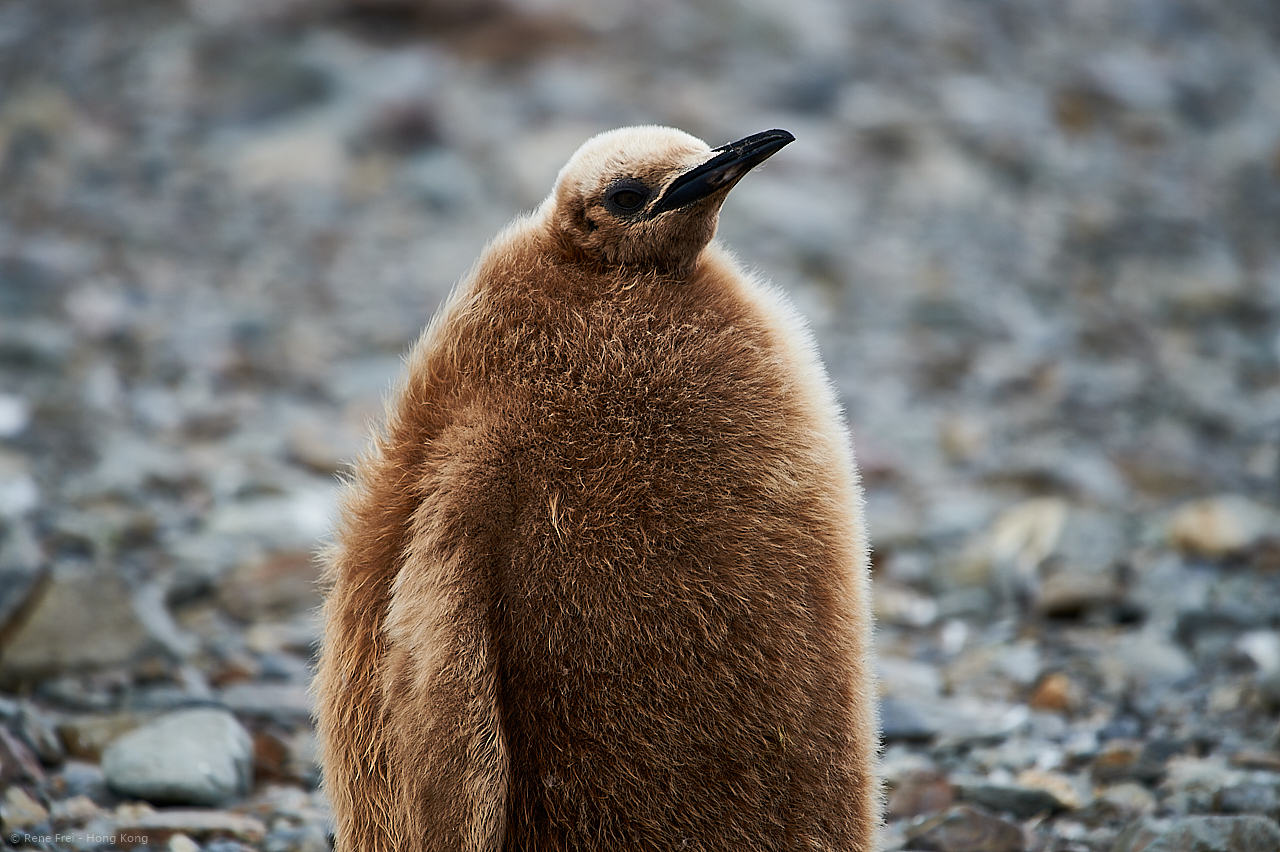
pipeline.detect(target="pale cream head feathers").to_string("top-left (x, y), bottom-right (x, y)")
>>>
top-left (543, 125), bottom-right (794, 272)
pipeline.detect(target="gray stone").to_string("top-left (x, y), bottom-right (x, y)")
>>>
top-left (1256, 670), bottom-right (1280, 712)
top-left (51, 760), bottom-right (110, 803)
top-left (263, 822), bottom-right (330, 852)
top-left (0, 255), bottom-right (65, 319)
top-left (1218, 781), bottom-right (1280, 819)
top-left (217, 681), bottom-right (314, 724)
top-left (1143, 815), bottom-right (1280, 852)
top-left (0, 517), bottom-right (44, 641)
top-left (955, 781), bottom-right (1068, 819)
top-left (1083, 782), bottom-right (1157, 826)
top-left (0, 725), bottom-right (44, 785)
top-left (880, 695), bottom-right (940, 743)
top-left (11, 702), bottom-right (64, 765)
top-left (101, 708), bottom-right (253, 806)
top-left (1161, 757), bottom-right (1243, 815)
top-left (1113, 628), bottom-right (1195, 689)
top-left (0, 566), bottom-right (162, 686)
top-left (1110, 819), bottom-right (1168, 852)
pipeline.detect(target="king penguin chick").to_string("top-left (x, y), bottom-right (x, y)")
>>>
top-left (315, 125), bottom-right (881, 852)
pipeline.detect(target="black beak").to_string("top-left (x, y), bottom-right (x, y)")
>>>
top-left (649, 129), bottom-right (794, 216)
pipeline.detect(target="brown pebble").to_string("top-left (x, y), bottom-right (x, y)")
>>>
top-left (57, 713), bottom-right (150, 762)
top-left (1229, 749), bottom-right (1280, 772)
top-left (1028, 672), bottom-right (1075, 712)
top-left (1091, 739), bottom-right (1144, 785)
top-left (252, 728), bottom-right (292, 783)
top-left (888, 768), bottom-right (955, 819)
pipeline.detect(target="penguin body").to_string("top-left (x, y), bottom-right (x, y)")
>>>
top-left (315, 126), bottom-right (880, 851)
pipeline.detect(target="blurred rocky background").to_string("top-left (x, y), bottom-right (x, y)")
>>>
top-left (1, 0), bottom-right (1279, 850)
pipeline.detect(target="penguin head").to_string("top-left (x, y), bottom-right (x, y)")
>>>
top-left (546, 126), bottom-right (794, 274)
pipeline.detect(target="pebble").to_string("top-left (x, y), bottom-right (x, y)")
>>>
top-left (48, 794), bottom-right (102, 826)
top-left (10, 703), bottom-right (64, 765)
top-left (101, 708), bottom-right (254, 807)
top-left (263, 821), bottom-right (330, 852)
top-left (954, 781), bottom-right (1067, 820)
top-left (1169, 496), bottom-right (1277, 559)
top-left (168, 834), bottom-right (201, 852)
top-left (0, 518), bottom-right (43, 636)
top-left (887, 768), bottom-right (954, 819)
top-left (1109, 818), bottom-right (1166, 852)
top-left (1092, 740), bottom-right (1149, 785)
top-left (112, 809), bottom-right (268, 845)
top-left (880, 695), bottom-right (940, 743)
top-left (0, 786), bottom-right (49, 830)
top-left (0, 726), bottom-right (45, 788)
top-left (954, 497), bottom-right (1067, 596)
top-left (1033, 570), bottom-right (1123, 619)
top-left (1161, 756), bottom-right (1243, 816)
top-left (0, 568), bottom-right (161, 686)
top-left (903, 804), bottom-right (1027, 852)
top-left (1112, 628), bottom-right (1195, 689)
top-left (252, 727), bottom-right (320, 788)
top-left (1027, 672), bottom-right (1081, 713)
top-left (0, 455), bottom-right (40, 519)
top-left (1015, 769), bottom-right (1084, 811)
top-left (52, 760), bottom-right (110, 803)
top-left (217, 681), bottom-right (314, 724)
top-left (218, 551), bottom-right (324, 622)
top-left (1084, 782), bottom-right (1157, 826)
top-left (1230, 751), bottom-right (1280, 773)
top-left (0, 395), bottom-right (32, 438)
top-left (58, 713), bottom-right (152, 762)
top-left (1128, 815), bottom-right (1280, 852)
top-left (1217, 780), bottom-right (1280, 819)
top-left (1094, 739), bottom-right (1187, 787)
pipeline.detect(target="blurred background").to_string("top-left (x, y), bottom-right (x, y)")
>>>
top-left (1, 1), bottom-right (1279, 850)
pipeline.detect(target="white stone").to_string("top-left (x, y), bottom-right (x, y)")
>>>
top-left (0, 395), bottom-right (30, 438)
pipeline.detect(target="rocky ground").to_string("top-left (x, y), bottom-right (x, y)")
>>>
top-left (2, 0), bottom-right (1279, 850)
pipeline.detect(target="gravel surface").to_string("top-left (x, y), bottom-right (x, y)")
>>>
top-left (2, 1), bottom-right (1279, 850)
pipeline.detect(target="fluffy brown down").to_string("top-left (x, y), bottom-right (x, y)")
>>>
top-left (315, 126), bottom-right (880, 852)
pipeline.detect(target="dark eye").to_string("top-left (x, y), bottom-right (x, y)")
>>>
top-left (604, 180), bottom-right (650, 216)
top-left (611, 189), bottom-right (644, 209)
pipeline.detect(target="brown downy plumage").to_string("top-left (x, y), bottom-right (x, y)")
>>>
top-left (315, 125), bottom-right (880, 852)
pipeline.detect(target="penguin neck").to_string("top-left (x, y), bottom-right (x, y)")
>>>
top-left (542, 227), bottom-right (709, 284)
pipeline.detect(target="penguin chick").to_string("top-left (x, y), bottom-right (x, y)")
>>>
top-left (315, 125), bottom-right (880, 852)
